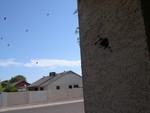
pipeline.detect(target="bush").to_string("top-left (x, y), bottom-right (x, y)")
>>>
top-left (4, 86), bottom-right (17, 92)
top-left (0, 83), bottom-right (3, 92)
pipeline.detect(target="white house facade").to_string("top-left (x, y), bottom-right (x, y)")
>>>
top-left (28, 71), bottom-right (83, 91)
top-left (47, 71), bottom-right (82, 90)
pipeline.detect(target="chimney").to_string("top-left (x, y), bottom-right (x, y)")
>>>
top-left (49, 72), bottom-right (56, 77)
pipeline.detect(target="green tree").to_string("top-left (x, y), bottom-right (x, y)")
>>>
top-left (0, 83), bottom-right (3, 92)
top-left (9, 75), bottom-right (26, 83)
top-left (1, 80), bottom-right (9, 88)
top-left (4, 85), bottom-right (17, 92)
top-left (1, 75), bottom-right (26, 91)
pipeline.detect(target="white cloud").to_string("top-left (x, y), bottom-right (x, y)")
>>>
top-left (24, 59), bottom-right (81, 68)
top-left (0, 59), bottom-right (81, 68)
top-left (0, 59), bottom-right (21, 67)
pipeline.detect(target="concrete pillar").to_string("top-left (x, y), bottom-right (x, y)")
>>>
top-left (0, 93), bottom-right (2, 107)
top-left (78, 0), bottom-right (150, 113)
top-left (1, 93), bottom-right (7, 107)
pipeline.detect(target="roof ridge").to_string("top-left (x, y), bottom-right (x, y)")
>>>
top-left (11, 80), bottom-right (26, 86)
top-left (40, 71), bottom-right (67, 87)
top-left (38, 75), bottom-right (55, 87)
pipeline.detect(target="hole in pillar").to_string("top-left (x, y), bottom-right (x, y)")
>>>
top-left (100, 38), bottom-right (109, 49)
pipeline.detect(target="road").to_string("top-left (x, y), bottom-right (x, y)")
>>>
top-left (1, 101), bottom-right (84, 113)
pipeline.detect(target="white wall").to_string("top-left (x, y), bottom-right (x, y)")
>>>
top-left (48, 89), bottom-right (68, 101)
top-left (68, 88), bottom-right (83, 99)
top-left (0, 94), bottom-right (2, 107)
top-left (48, 72), bottom-right (82, 90)
top-left (29, 91), bottom-right (48, 103)
top-left (48, 88), bottom-right (83, 101)
top-left (0, 88), bottom-right (83, 107)
top-left (7, 92), bottom-right (28, 106)
top-left (2, 93), bottom-right (7, 106)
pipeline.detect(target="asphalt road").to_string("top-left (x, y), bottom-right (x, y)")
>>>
top-left (1, 101), bottom-right (84, 113)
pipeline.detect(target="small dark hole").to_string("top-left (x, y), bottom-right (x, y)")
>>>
top-left (100, 38), bottom-right (109, 49)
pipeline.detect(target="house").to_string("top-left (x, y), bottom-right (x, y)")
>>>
top-left (12, 80), bottom-right (30, 92)
top-left (28, 70), bottom-right (82, 91)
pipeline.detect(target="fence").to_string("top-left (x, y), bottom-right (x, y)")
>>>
top-left (7, 92), bottom-right (28, 106)
top-left (48, 88), bottom-right (83, 101)
top-left (0, 88), bottom-right (83, 107)
top-left (0, 94), bottom-right (2, 107)
top-left (29, 91), bottom-right (48, 104)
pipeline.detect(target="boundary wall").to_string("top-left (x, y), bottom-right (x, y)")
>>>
top-left (0, 88), bottom-right (83, 107)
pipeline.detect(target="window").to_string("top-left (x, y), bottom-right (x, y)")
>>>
top-left (56, 86), bottom-right (60, 90)
top-left (74, 85), bottom-right (79, 88)
top-left (69, 85), bottom-right (72, 89)
top-left (40, 87), bottom-right (44, 91)
top-left (34, 88), bottom-right (38, 91)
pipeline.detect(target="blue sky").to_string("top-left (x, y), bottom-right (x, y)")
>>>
top-left (0, 0), bottom-right (81, 83)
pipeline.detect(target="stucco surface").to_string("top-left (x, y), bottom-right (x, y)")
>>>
top-left (48, 72), bottom-right (82, 90)
top-left (78, 0), bottom-right (150, 113)
top-left (7, 92), bottom-right (28, 106)
top-left (0, 94), bottom-right (2, 107)
top-left (0, 89), bottom-right (83, 107)
top-left (29, 91), bottom-right (48, 103)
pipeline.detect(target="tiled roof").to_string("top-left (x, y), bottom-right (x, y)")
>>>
top-left (27, 76), bottom-right (52, 87)
top-left (11, 80), bottom-right (30, 86)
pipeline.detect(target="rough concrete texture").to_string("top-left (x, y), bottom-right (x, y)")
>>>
top-left (78, 0), bottom-right (150, 113)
